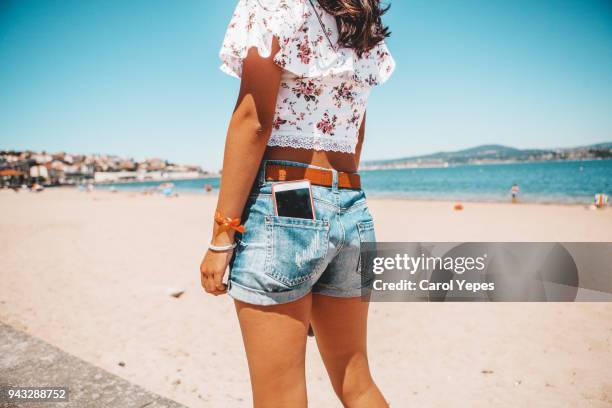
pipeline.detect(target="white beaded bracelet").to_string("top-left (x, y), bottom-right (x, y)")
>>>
top-left (208, 242), bottom-right (237, 252)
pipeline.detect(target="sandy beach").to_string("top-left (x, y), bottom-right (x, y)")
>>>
top-left (1, 188), bottom-right (611, 407)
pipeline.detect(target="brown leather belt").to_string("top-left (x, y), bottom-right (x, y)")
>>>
top-left (265, 163), bottom-right (361, 189)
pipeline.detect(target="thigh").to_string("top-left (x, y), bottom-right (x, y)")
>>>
top-left (310, 294), bottom-right (371, 391)
top-left (234, 294), bottom-right (312, 408)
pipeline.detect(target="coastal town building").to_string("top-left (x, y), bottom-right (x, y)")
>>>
top-left (0, 150), bottom-right (207, 188)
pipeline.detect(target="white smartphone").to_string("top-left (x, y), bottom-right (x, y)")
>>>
top-left (272, 180), bottom-right (316, 220)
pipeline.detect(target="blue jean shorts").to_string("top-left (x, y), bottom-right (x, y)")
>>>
top-left (227, 160), bottom-right (376, 306)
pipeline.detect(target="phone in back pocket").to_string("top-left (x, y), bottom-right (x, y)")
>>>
top-left (272, 180), bottom-right (316, 220)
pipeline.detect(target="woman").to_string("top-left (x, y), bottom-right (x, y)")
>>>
top-left (200, 0), bottom-right (395, 406)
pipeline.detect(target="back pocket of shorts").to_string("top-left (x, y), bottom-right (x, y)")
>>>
top-left (265, 215), bottom-right (330, 287)
top-left (357, 219), bottom-right (376, 242)
top-left (357, 220), bottom-right (377, 279)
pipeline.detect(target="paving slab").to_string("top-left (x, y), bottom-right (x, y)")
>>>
top-left (0, 322), bottom-right (187, 408)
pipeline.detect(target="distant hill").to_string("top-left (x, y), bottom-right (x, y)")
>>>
top-left (361, 142), bottom-right (612, 169)
top-left (588, 142), bottom-right (612, 149)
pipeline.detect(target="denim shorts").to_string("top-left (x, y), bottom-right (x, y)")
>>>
top-left (227, 160), bottom-right (376, 306)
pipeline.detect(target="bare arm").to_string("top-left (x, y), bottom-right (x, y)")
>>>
top-left (354, 111), bottom-right (366, 168)
top-left (200, 40), bottom-right (283, 295)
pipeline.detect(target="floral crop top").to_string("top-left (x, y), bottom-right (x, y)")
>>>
top-left (219, 0), bottom-right (395, 153)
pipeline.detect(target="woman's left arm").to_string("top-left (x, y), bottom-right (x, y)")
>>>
top-left (200, 40), bottom-right (283, 296)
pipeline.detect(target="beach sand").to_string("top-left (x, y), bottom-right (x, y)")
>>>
top-left (1, 188), bottom-right (611, 407)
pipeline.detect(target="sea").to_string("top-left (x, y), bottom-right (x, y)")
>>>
top-left (99, 160), bottom-right (612, 204)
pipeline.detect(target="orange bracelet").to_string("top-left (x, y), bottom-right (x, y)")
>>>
top-left (214, 210), bottom-right (245, 233)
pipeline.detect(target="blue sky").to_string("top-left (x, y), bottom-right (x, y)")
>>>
top-left (0, 0), bottom-right (611, 171)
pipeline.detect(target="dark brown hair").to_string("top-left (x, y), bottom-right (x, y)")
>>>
top-left (316, 0), bottom-right (391, 56)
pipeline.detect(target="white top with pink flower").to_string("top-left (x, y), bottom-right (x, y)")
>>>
top-left (219, 0), bottom-right (396, 153)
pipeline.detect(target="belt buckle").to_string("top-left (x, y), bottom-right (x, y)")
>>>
top-left (278, 168), bottom-right (287, 181)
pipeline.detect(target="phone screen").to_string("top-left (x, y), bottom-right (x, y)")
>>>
top-left (274, 184), bottom-right (315, 219)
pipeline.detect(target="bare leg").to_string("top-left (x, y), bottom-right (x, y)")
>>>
top-left (310, 294), bottom-right (388, 407)
top-left (234, 294), bottom-right (312, 408)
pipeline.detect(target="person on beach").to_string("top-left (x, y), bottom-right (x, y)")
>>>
top-left (511, 183), bottom-right (520, 203)
top-left (200, 0), bottom-right (395, 406)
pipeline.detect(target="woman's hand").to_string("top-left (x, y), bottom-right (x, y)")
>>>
top-left (200, 248), bottom-right (233, 296)
top-left (200, 224), bottom-right (236, 296)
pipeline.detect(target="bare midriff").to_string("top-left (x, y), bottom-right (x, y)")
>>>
top-left (263, 146), bottom-right (359, 174)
